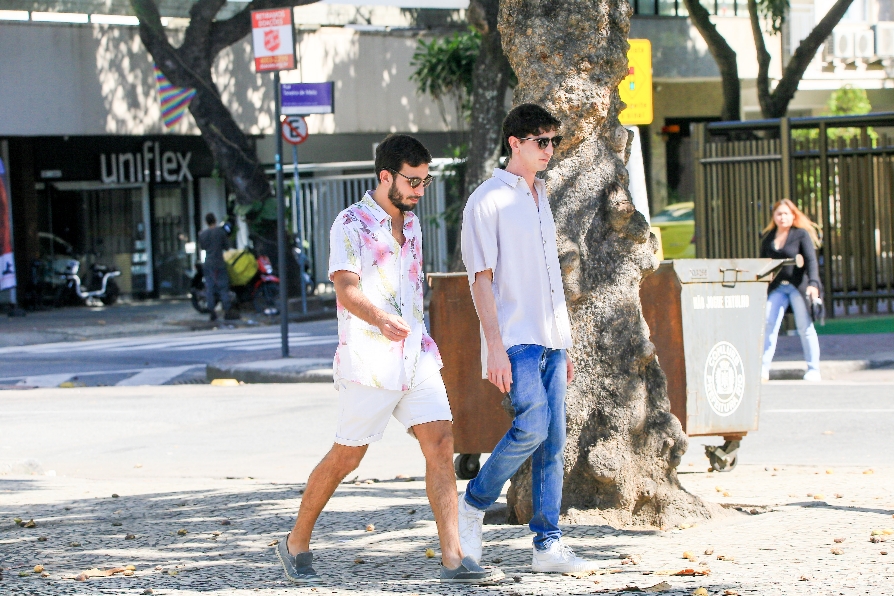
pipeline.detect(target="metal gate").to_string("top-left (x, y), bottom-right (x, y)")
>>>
top-left (693, 113), bottom-right (894, 316)
top-left (278, 162), bottom-right (450, 287)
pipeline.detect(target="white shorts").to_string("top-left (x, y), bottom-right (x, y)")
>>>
top-left (334, 373), bottom-right (453, 447)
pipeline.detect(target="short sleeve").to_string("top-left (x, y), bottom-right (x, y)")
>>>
top-left (328, 212), bottom-right (362, 281)
top-left (461, 196), bottom-right (498, 285)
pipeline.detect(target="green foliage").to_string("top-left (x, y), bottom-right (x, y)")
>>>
top-left (410, 29), bottom-right (480, 125)
top-left (757, 0), bottom-right (789, 34)
top-left (792, 85), bottom-right (875, 144)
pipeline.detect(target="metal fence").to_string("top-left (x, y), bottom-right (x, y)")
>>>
top-left (693, 113), bottom-right (894, 316)
top-left (278, 161), bottom-right (450, 287)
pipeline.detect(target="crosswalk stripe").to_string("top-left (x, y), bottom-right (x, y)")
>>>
top-left (115, 365), bottom-right (201, 386)
top-left (1, 332), bottom-right (336, 355)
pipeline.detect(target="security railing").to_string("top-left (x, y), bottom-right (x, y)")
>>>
top-left (693, 113), bottom-right (894, 316)
top-left (273, 160), bottom-right (450, 288)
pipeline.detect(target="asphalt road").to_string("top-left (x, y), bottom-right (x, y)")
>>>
top-left (0, 319), bottom-right (339, 387)
top-left (2, 380), bottom-right (892, 485)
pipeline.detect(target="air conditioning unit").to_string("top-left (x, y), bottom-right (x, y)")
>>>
top-left (875, 22), bottom-right (894, 58)
top-left (854, 29), bottom-right (875, 58)
top-left (832, 28), bottom-right (855, 59)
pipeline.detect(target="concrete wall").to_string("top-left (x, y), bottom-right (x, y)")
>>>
top-left (0, 21), bottom-right (456, 137)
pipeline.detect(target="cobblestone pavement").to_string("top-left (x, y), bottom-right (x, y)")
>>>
top-left (2, 465), bottom-right (892, 595)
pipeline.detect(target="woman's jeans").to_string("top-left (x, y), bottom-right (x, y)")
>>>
top-left (464, 345), bottom-right (566, 550)
top-left (762, 283), bottom-right (821, 375)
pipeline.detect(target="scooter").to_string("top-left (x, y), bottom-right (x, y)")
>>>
top-left (190, 252), bottom-right (280, 315)
top-left (60, 259), bottom-right (122, 306)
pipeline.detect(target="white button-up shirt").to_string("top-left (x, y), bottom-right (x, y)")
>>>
top-left (461, 169), bottom-right (573, 365)
top-left (328, 192), bottom-right (443, 391)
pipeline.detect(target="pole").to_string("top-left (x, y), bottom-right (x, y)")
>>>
top-left (274, 71), bottom-right (289, 358)
top-left (292, 144), bottom-right (307, 314)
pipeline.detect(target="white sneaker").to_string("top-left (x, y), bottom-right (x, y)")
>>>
top-left (532, 539), bottom-right (601, 573)
top-left (457, 492), bottom-right (484, 563)
top-left (803, 369), bottom-right (822, 382)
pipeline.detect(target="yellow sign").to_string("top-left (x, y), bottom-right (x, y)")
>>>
top-left (618, 39), bottom-right (653, 125)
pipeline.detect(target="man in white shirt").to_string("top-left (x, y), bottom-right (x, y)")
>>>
top-left (276, 134), bottom-right (502, 586)
top-left (460, 104), bottom-right (598, 573)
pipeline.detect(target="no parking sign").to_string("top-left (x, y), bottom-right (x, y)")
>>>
top-left (281, 116), bottom-right (308, 145)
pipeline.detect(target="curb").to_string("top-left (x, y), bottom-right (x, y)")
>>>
top-left (769, 357), bottom-right (894, 380)
top-left (206, 358), bottom-right (333, 384)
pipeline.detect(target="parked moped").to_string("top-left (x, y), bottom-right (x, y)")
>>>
top-left (190, 251), bottom-right (280, 316)
top-left (60, 259), bottom-right (122, 306)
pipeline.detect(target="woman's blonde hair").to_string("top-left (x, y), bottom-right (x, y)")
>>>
top-left (762, 198), bottom-right (821, 248)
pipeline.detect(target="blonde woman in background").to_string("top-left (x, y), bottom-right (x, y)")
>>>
top-left (760, 199), bottom-right (823, 382)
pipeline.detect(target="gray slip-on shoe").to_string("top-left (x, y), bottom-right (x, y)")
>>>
top-left (440, 555), bottom-right (505, 584)
top-left (276, 535), bottom-right (323, 584)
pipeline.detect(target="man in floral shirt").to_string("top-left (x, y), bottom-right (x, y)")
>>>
top-left (276, 135), bottom-right (503, 585)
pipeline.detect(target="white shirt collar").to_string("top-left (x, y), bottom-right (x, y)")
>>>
top-left (492, 168), bottom-right (546, 193)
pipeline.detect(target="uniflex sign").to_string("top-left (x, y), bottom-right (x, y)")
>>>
top-left (100, 141), bottom-right (193, 184)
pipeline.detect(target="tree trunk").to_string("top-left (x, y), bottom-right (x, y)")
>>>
top-left (753, 0), bottom-right (855, 118)
top-left (448, 0), bottom-right (513, 271)
top-left (499, 0), bottom-right (719, 528)
top-left (133, 0), bottom-right (318, 206)
top-left (681, 0), bottom-right (741, 121)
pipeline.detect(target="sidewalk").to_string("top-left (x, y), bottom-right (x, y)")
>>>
top-left (1, 466), bottom-right (891, 595)
top-left (209, 331), bottom-right (894, 384)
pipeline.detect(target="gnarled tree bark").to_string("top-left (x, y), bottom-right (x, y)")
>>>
top-left (131, 0), bottom-right (318, 206)
top-left (500, 0), bottom-right (720, 528)
top-left (449, 0), bottom-right (514, 271)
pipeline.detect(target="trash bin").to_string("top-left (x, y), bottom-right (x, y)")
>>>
top-left (428, 273), bottom-right (512, 479)
top-left (640, 258), bottom-right (787, 472)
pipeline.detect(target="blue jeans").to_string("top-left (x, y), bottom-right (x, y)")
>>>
top-left (762, 283), bottom-right (821, 375)
top-left (464, 345), bottom-right (567, 550)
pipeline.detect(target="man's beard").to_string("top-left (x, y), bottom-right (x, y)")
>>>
top-left (388, 184), bottom-right (416, 213)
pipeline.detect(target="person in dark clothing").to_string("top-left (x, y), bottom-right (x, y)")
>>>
top-left (760, 199), bottom-right (822, 381)
top-left (198, 212), bottom-right (237, 321)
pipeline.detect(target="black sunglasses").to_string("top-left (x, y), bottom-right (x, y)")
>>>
top-left (389, 169), bottom-right (434, 189)
top-left (519, 135), bottom-right (564, 150)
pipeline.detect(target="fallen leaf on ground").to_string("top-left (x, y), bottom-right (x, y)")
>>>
top-left (125, 565), bottom-right (135, 571)
top-left (220, 520), bottom-right (231, 526)
top-left (268, 540), bottom-right (278, 546)
top-left (125, 534), bottom-right (136, 540)
top-left (37, 536), bottom-right (47, 542)
top-left (563, 570), bottom-right (596, 578)
top-left (75, 567), bottom-right (127, 581)
top-left (365, 524), bottom-right (375, 531)
top-left (834, 538), bottom-right (845, 543)
top-left (177, 529), bottom-right (188, 536)
top-left (123, 570), bottom-right (134, 577)
top-left (34, 565), bottom-right (44, 573)
top-left (723, 590), bottom-right (739, 595)
top-left (693, 588), bottom-right (709, 596)
top-left (835, 494), bottom-right (843, 498)
top-left (825, 469), bottom-right (833, 474)
top-left (69, 542), bottom-right (81, 547)
top-left (717, 555), bottom-right (735, 561)
top-left (831, 547), bottom-right (844, 555)
top-left (864, 469), bottom-right (874, 474)
top-left (799, 575), bottom-right (811, 581)
top-left (881, 551), bottom-right (888, 555)
top-left (211, 378), bottom-right (239, 386)
top-left (871, 529), bottom-right (885, 536)
top-left (682, 551), bottom-right (696, 559)
top-left (19, 571), bottom-right (30, 577)
top-left (425, 548), bottom-right (435, 558)
top-left (23, 519), bottom-right (37, 528)
top-left (883, 529), bottom-right (894, 535)
top-left (722, 491), bottom-right (731, 497)
top-left (657, 568), bottom-right (710, 576)
top-left (814, 494), bottom-right (825, 500)
top-left (644, 581), bottom-right (672, 592)
top-left (704, 547), bottom-right (714, 555)
top-left (354, 557), bottom-right (364, 564)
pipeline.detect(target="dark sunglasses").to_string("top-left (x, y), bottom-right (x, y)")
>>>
top-left (519, 135), bottom-right (564, 150)
top-left (389, 169), bottom-right (434, 189)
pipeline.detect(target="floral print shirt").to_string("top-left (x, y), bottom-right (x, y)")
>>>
top-left (328, 192), bottom-right (443, 391)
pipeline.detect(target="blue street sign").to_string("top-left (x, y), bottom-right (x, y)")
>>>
top-left (280, 82), bottom-right (334, 116)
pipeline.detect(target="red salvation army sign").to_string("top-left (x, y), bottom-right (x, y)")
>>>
top-left (251, 8), bottom-right (295, 73)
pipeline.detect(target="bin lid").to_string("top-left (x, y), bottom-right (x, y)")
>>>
top-left (661, 258), bottom-right (788, 284)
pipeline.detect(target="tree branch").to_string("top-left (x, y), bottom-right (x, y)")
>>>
top-left (748, 0), bottom-right (773, 118)
top-left (681, 0), bottom-right (741, 120)
top-left (766, 0), bottom-right (855, 117)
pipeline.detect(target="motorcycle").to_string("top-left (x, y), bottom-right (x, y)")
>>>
top-left (59, 259), bottom-right (122, 306)
top-left (190, 251), bottom-right (280, 316)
